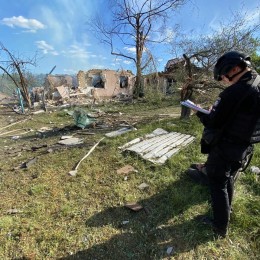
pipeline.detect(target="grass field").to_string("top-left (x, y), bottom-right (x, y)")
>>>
top-left (0, 98), bottom-right (259, 259)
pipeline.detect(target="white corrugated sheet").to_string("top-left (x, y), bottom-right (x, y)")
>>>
top-left (119, 128), bottom-right (195, 164)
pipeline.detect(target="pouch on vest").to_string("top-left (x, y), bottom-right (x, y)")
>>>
top-left (200, 128), bottom-right (223, 154)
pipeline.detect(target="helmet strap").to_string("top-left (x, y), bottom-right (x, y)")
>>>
top-left (225, 69), bottom-right (244, 81)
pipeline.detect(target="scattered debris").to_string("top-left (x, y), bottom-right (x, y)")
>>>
top-left (138, 183), bottom-right (149, 190)
top-left (11, 135), bottom-right (20, 140)
top-left (60, 135), bottom-right (74, 140)
top-left (105, 126), bottom-right (136, 137)
top-left (124, 202), bottom-right (143, 212)
top-left (56, 85), bottom-right (70, 99)
top-left (37, 126), bottom-right (53, 133)
top-left (6, 147), bottom-right (22, 154)
top-left (6, 208), bottom-right (23, 214)
top-left (121, 220), bottom-right (130, 225)
top-left (166, 246), bottom-right (174, 255)
top-left (250, 166), bottom-right (260, 174)
top-left (116, 165), bottom-right (138, 175)
top-left (32, 110), bottom-right (45, 114)
top-left (31, 144), bottom-right (48, 151)
top-left (76, 131), bottom-right (95, 136)
top-left (72, 108), bottom-right (96, 129)
top-left (119, 128), bottom-right (195, 164)
top-left (68, 137), bottom-right (105, 176)
top-left (20, 157), bottom-right (37, 169)
top-left (145, 128), bottom-right (168, 137)
top-left (69, 170), bottom-right (77, 177)
top-left (58, 137), bottom-right (83, 146)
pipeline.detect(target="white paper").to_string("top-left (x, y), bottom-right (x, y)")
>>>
top-left (180, 99), bottom-right (210, 114)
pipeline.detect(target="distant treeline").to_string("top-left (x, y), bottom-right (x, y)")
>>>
top-left (0, 73), bottom-right (46, 95)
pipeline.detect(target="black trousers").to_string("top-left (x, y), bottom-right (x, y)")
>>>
top-left (206, 146), bottom-right (242, 232)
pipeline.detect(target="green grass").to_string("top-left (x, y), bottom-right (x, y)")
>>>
top-left (0, 99), bottom-right (259, 259)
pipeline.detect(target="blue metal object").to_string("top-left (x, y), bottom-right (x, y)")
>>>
top-left (16, 88), bottom-right (24, 113)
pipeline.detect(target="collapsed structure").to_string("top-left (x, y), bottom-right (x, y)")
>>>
top-left (44, 74), bottom-right (77, 100)
top-left (39, 58), bottom-right (186, 103)
top-left (77, 69), bottom-right (135, 99)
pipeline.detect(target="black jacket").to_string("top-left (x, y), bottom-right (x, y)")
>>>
top-left (197, 70), bottom-right (260, 160)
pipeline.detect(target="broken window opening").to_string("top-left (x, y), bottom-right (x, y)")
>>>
top-left (166, 79), bottom-right (176, 95)
top-left (92, 74), bottom-right (104, 88)
top-left (120, 76), bottom-right (128, 88)
top-left (146, 77), bottom-right (159, 88)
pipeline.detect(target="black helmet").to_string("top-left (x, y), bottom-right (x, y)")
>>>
top-left (214, 51), bottom-right (251, 81)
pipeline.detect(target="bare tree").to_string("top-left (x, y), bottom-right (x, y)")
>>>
top-left (0, 42), bottom-right (38, 109)
top-left (89, 0), bottom-right (187, 97)
top-left (251, 51), bottom-right (260, 73)
top-left (172, 10), bottom-right (260, 118)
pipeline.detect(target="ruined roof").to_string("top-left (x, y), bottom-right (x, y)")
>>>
top-left (78, 69), bottom-right (134, 76)
top-left (46, 75), bottom-right (78, 88)
top-left (165, 58), bottom-right (185, 71)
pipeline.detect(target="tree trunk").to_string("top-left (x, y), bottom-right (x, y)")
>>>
top-left (134, 65), bottom-right (143, 98)
top-left (180, 80), bottom-right (193, 119)
top-left (180, 54), bottom-right (193, 119)
top-left (181, 106), bottom-right (191, 119)
top-left (133, 17), bottom-right (144, 98)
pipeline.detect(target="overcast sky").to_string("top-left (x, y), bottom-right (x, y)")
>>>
top-left (0, 0), bottom-right (259, 75)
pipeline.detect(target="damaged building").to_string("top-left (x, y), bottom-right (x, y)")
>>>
top-left (162, 57), bottom-right (186, 94)
top-left (44, 74), bottom-right (78, 99)
top-left (142, 57), bottom-right (203, 95)
top-left (77, 69), bottom-right (135, 99)
top-left (142, 58), bottom-right (186, 95)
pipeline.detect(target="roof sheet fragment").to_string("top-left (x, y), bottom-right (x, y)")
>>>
top-left (120, 128), bottom-right (195, 164)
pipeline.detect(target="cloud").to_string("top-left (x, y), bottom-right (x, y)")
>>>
top-left (37, 2), bottom-right (93, 45)
top-left (38, 6), bottom-right (64, 43)
top-left (35, 40), bottom-right (58, 55)
top-left (149, 28), bottom-right (176, 44)
top-left (123, 60), bottom-right (132, 64)
top-left (66, 44), bottom-right (91, 58)
top-left (1, 16), bottom-right (45, 33)
top-left (123, 47), bottom-right (136, 54)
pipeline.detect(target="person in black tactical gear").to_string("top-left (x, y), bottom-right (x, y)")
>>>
top-left (190, 51), bottom-right (260, 238)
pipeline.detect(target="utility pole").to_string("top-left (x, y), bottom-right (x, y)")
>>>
top-left (42, 65), bottom-right (56, 111)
